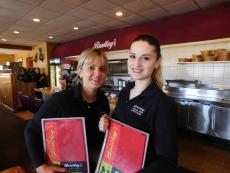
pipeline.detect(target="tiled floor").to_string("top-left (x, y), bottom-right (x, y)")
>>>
top-left (14, 111), bottom-right (230, 173)
top-left (178, 132), bottom-right (230, 173)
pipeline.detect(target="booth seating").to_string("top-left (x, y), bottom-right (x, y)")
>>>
top-left (0, 104), bottom-right (35, 173)
top-left (17, 92), bottom-right (44, 113)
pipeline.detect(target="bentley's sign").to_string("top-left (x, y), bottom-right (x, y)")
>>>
top-left (93, 38), bottom-right (117, 49)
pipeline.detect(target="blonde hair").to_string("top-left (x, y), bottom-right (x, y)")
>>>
top-left (76, 48), bottom-right (108, 84)
top-left (152, 65), bottom-right (163, 89)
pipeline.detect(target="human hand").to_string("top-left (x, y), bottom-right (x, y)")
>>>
top-left (36, 164), bottom-right (66, 173)
top-left (99, 114), bottom-right (110, 132)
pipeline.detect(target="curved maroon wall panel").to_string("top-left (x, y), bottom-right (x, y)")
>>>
top-left (53, 3), bottom-right (230, 58)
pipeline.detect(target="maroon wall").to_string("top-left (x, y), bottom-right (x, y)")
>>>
top-left (53, 2), bottom-right (230, 58)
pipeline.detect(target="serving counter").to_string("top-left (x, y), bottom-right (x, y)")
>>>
top-left (163, 80), bottom-right (230, 141)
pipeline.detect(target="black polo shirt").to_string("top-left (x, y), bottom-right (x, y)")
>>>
top-left (113, 81), bottom-right (178, 173)
top-left (24, 84), bottom-right (109, 172)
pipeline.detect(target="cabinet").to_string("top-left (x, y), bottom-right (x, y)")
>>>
top-left (175, 99), bottom-right (230, 140)
top-left (212, 105), bottom-right (230, 140)
top-left (188, 102), bottom-right (212, 134)
top-left (175, 99), bottom-right (188, 129)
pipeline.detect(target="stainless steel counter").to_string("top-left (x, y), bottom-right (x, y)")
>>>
top-left (163, 86), bottom-right (230, 106)
top-left (163, 80), bottom-right (230, 141)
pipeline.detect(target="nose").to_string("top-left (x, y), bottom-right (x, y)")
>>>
top-left (133, 58), bottom-right (141, 67)
top-left (94, 67), bottom-right (102, 76)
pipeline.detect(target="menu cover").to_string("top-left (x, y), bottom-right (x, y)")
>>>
top-left (96, 119), bottom-right (149, 173)
top-left (42, 117), bottom-right (89, 173)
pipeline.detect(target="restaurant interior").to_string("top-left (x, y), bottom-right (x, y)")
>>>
top-left (0, 0), bottom-right (230, 173)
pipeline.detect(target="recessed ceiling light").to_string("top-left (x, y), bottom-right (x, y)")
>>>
top-left (115, 11), bottom-right (123, 17)
top-left (33, 18), bottom-right (40, 22)
top-left (49, 36), bottom-right (53, 39)
top-left (73, 27), bottom-right (79, 30)
top-left (1, 38), bottom-right (7, 41)
top-left (13, 31), bottom-right (20, 34)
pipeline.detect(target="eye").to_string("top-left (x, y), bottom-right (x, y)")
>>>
top-left (143, 56), bottom-right (150, 61)
top-left (99, 66), bottom-right (105, 72)
top-left (89, 66), bottom-right (95, 71)
top-left (129, 54), bottom-right (135, 59)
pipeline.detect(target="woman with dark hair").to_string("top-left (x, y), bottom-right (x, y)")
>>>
top-left (99, 34), bottom-right (178, 172)
top-left (25, 48), bottom-right (110, 173)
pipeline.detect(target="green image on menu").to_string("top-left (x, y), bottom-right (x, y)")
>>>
top-left (99, 161), bottom-right (112, 173)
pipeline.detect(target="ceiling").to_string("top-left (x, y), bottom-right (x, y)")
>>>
top-left (0, 0), bottom-right (229, 50)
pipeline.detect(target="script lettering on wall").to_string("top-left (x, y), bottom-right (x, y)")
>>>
top-left (93, 38), bottom-right (116, 49)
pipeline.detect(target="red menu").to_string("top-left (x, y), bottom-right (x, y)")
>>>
top-left (96, 119), bottom-right (149, 173)
top-left (42, 117), bottom-right (89, 173)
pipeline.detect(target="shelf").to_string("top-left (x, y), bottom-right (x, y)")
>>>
top-left (177, 61), bottom-right (230, 64)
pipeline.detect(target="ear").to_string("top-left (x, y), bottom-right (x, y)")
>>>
top-left (154, 58), bottom-right (160, 69)
top-left (76, 67), bottom-right (82, 77)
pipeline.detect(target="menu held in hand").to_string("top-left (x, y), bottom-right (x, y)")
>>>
top-left (42, 117), bottom-right (89, 173)
top-left (96, 119), bottom-right (149, 173)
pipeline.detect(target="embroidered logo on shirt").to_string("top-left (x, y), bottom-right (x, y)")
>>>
top-left (131, 105), bottom-right (145, 116)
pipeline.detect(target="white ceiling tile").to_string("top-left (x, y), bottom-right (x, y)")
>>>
top-left (164, 0), bottom-right (200, 15)
top-left (10, 25), bottom-right (36, 32)
top-left (43, 20), bottom-right (71, 29)
top-left (54, 15), bottom-right (82, 24)
top-left (88, 14), bottom-right (114, 24)
top-left (1, 31), bottom-right (20, 39)
top-left (0, 0), bottom-right (35, 13)
top-left (122, 0), bottom-right (158, 13)
top-left (90, 24), bottom-right (113, 32)
top-left (120, 14), bottom-right (148, 25)
top-left (30, 26), bottom-right (54, 35)
top-left (13, 18), bottom-right (41, 29)
top-left (87, 26), bottom-right (106, 35)
top-left (82, 0), bottom-right (117, 13)
top-left (27, 7), bottom-right (62, 20)
top-left (105, 20), bottom-right (131, 29)
top-left (152, 0), bottom-right (179, 6)
top-left (74, 20), bottom-right (96, 29)
top-left (40, 0), bottom-right (76, 13)
top-left (0, 26), bottom-right (9, 33)
top-left (17, 0), bottom-right (45, 5)
top-left (0, 16), bottom-right (19, 25)
top-left (72, 31), bottom-right (93, 39)
top-left (67, 7), bottom-right (97, 18)
top-left (140, 7), bottom-right (171, 21)
top-left (19, 33), bottom-right (39, 39)
top-left (108, 0), bottom-right (134, 5)
top-left (63, 0), bottom-right (90, 6)
top-left (0, 7), bottom-right (25, 18)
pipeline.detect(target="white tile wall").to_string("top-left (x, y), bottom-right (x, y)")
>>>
top-left (106, 38), bottom-right (230, 86)
top-left (161, 38), bottom-right (230, 86)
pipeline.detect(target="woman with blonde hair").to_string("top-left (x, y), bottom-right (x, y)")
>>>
top-left (25, 48), bottom-right (110, 173)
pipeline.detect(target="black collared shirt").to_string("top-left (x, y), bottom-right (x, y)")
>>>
top-left (24, 84), bottom-right (109, 172)
top-left (113, 81), bottom-right (178, 173)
